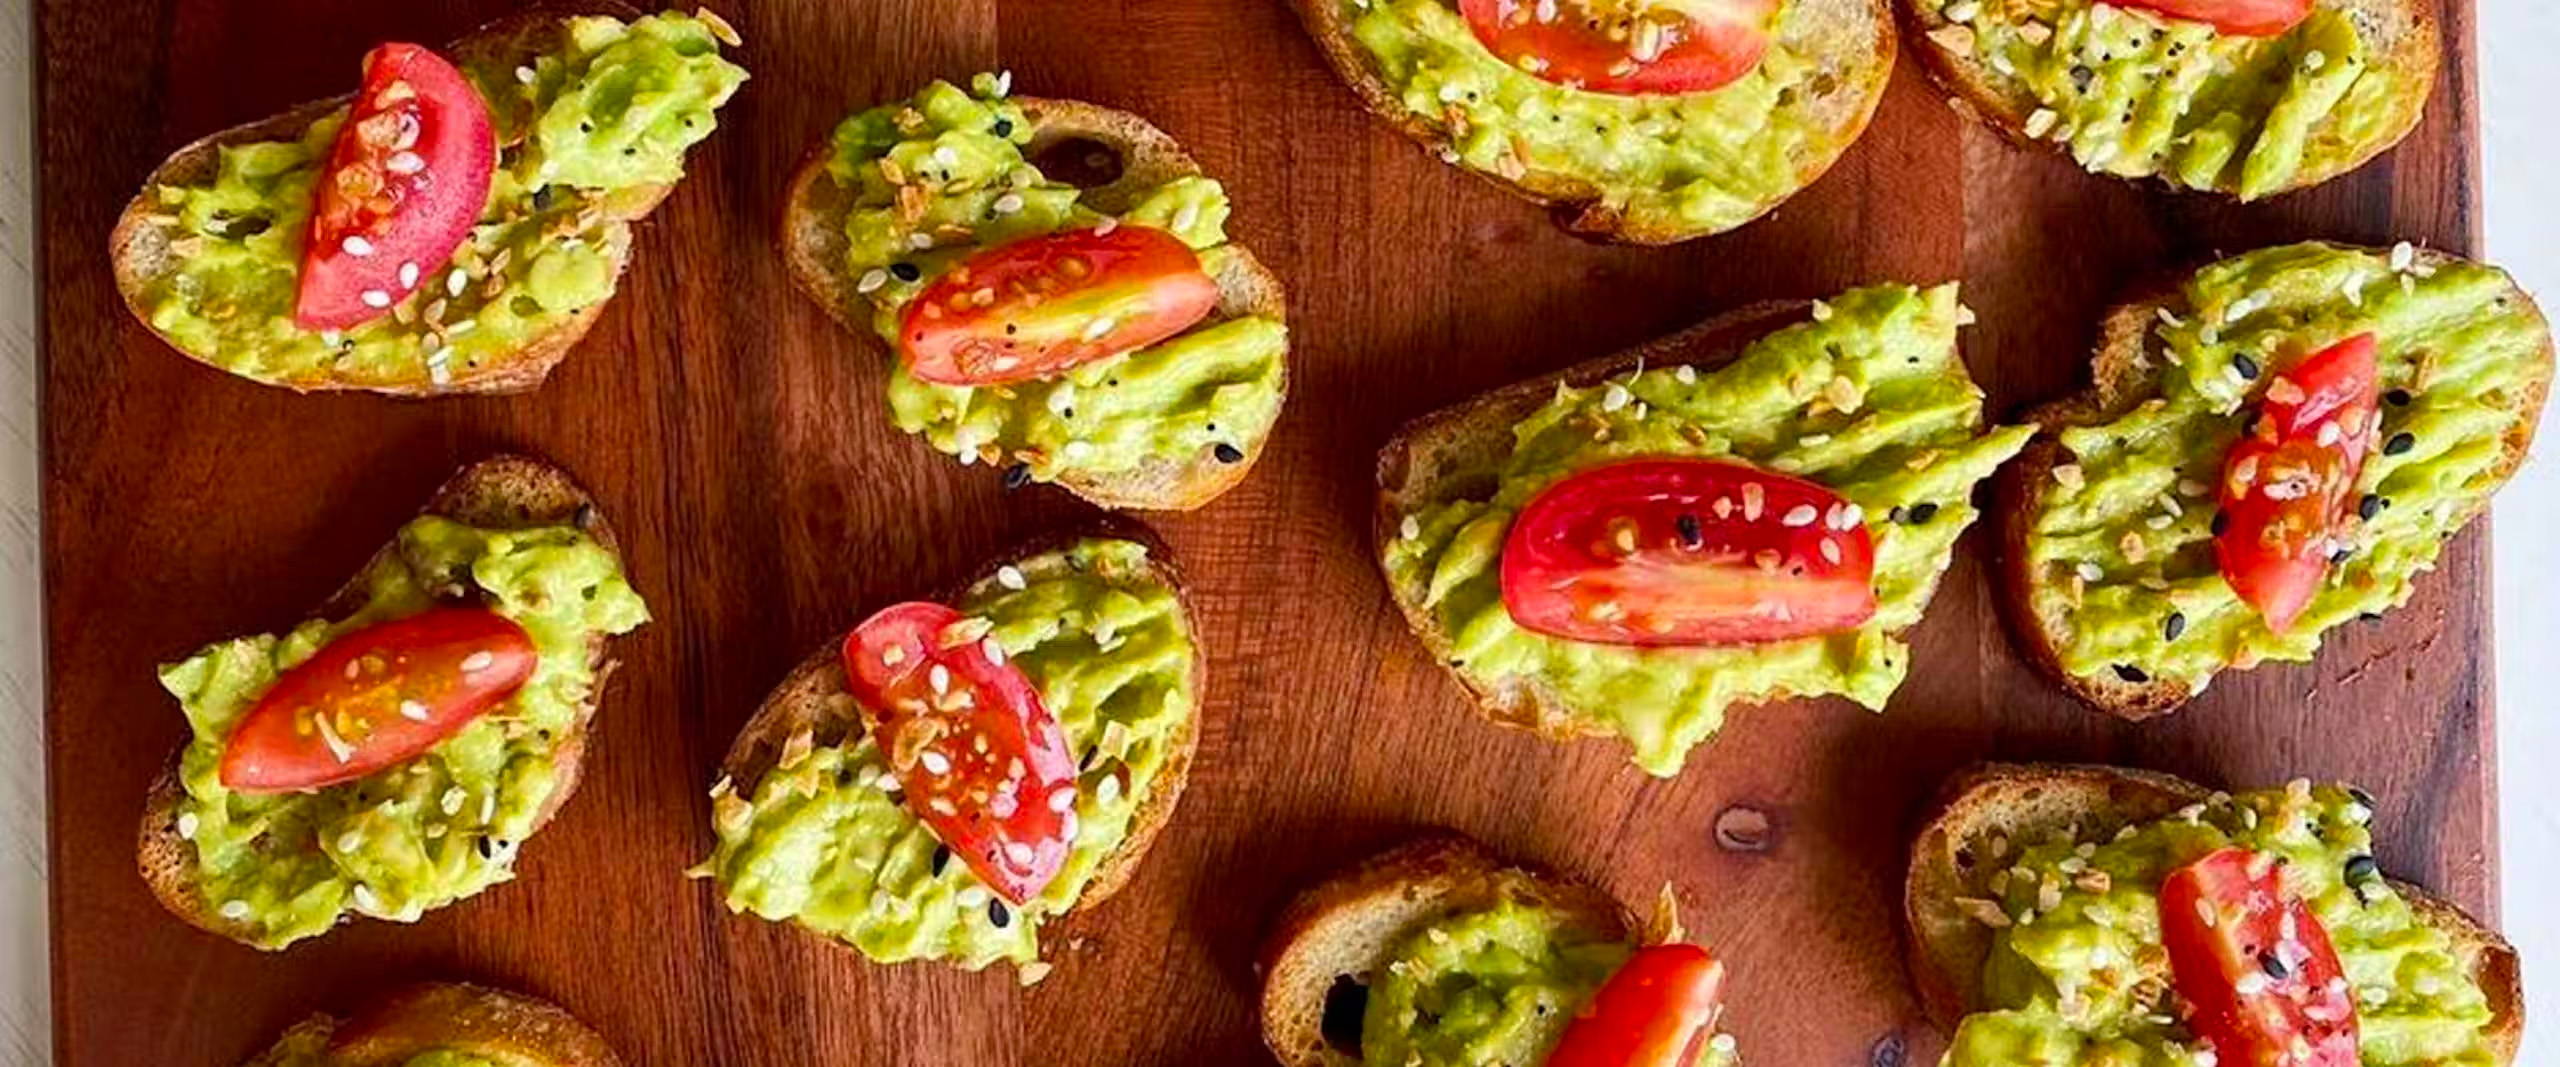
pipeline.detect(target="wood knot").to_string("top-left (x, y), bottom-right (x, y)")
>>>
top-left (1869, 1031), bottom-right (1908, 1067)
top-left (1713, 805), bottom-right (1775, 853)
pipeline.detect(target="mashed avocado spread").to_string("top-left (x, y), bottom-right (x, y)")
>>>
top-left (1383, 285), bottom-right (2032, 775)
top-left (1943, 783), bottom-right (2498, 1066)
top-left (1338, 0), bottom-right (1850, 237)
top-left (826, 77), bottom-right (1287, 489)
top-left (138, 12), bottom-right (746, 389)
top-left (1920, 0), bottom-right (2423, 198)
top-left (160, 517), bottom-right (649, 951)
top-left (695, 538), bottom-right (1194, 971)
top-left (2024, 243), bottom-right (2550, 695)
top-left (1359, 895), bottom-right (1736, 1067)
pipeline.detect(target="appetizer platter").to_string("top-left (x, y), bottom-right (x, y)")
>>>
top-left (38, 0), bottom-right (2513, 1064)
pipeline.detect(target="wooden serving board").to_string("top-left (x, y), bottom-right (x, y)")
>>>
top-left (39, 1), bottom-right (2496, 1064)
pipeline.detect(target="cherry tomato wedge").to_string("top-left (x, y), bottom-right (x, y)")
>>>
top-left (294, 43), bottom-right (496, 330)
top-left (219, 607), bottom-right (536, 793)
top-left (842, 601), bottom-right (1078, 905)
top-left (2160, 848), bottom-right (2359, 1067)
top-left (2100, 0), bottom-right (2311, 36)
top-left (1458, 0), bottom-right (1779, 95)
top-left (2214, 333), bottom-right (2380, 633)
top-left (1500, 458), bottom-right (1878, 646)
top-left (1547, 944), bottom-right (1728, 1067)
top-left (898, 225), bottom-right (1220, 387)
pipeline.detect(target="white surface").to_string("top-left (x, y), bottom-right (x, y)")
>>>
top-left (1, 2), bottom-right (2556, 1063)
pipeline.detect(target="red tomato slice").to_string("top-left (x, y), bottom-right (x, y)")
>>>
top-left (1457, 0), bottom-right (1778, 95)
top-left (1500, 458), bottom-right (1878, 646)
top-left (2160, 848), bottom-right (2360, 1067)
top-left (2214, 333), bottom-right (2379, 633)
top-left (219, 607), bottom-right (536, 793)
top-left (1547, 944), bottom-right (1728, 1067)
top-left (294, 43), bottom-right (496, 330)
top-left (2101, 0), bottom-right (2311, 36)
top-left (842, 601), bottom-right (1079, 906)
top-left (898, 225), bottom-right (1220, 387)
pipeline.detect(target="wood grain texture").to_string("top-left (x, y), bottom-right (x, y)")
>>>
top-left (38, 1), bottom-right (2492, 1065)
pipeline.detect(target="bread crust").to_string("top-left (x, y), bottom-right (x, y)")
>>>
top-left (1902, 762), bottom-right (2522, 1063)
top-left (108, 3), bottom-right (685, 397)
top-left (137, 454), bottom-right (634, 948)
top-left (709, 520), bottom-right (1205, 961)
top-left (1257, 835), bottom-right (1635, 1067)
top-left (778, 95), bottom-right (1290, 512)
top-left (1288, 0), bottom-right (1895, 244)
top-left (241, 981), bottom-right (621, 1066)
top-left (1374, 299), bottom-right (1984, 756)
top-left (1895, 0), bottom-right (2439, 199)
top-left (1994, 245), bottom-right (2555, 719)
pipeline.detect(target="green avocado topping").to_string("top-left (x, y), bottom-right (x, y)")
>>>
top-left (695, 538), bottom-right (1195, 971)
top-left (1382, 285), bottom-right (2032, 775)
top-left (159, 516), bottom-right (650, 951)
top-left (1358, 895), bottom-right (1738, 1067)
top-left (825, 77), bottom-right (1287, 489)
top-left (137, 12), bottom-right (746, 389)
top-left (2023, 243), bottom-right (2550, 694)
top-left (1943, 783), bottom-right (2498, 1066)
top-left (1922, 0), bottom-right (2421, 199)
top-left (1337, 0), bottom-right (1847, 237)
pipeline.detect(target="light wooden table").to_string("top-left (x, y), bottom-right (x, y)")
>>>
top-left (3, 0), bottom-right (2552, 1061)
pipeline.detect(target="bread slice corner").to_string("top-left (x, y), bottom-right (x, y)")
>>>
top-left (241, 981), bottom-right (621, 1066)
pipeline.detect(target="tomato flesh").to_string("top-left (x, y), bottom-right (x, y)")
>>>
top-left (2100, 0), bottom-right (2311, 36)
top-left (1500, 458), bottom-right (1878, 646)
top-left (899, 225), bottom-right (1220, 387)
top-left (219, 607), bottom-right (536, 793)
top-left (294, 43), bottom-right (496, 330)
top-left (842, 601), bottom-right (1078, 905)
top-left (1547, 944), bottom-right (1728, 1067)
top-left (2160, 848), bottom-right (2359, 1067)
top-left (1457, 0), bottom-right (1778, 95)
top-left (2214, 333), bottom-right (2379, 633)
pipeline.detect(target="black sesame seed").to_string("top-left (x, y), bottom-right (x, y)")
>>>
top-left (2163, 612), bottom-right (2187, 641)
top-left (2385, 388), bottom-right (2413, 407)
top-left (1905, 502), bottom-right (1941, 524)
top-left (2344, 854), bottom-right (2379, 882)
top-left (2348, 786), bottom-right (2379, 815)
top-left (932, 845), bottom-right (951, 875)
top-left (2211, 510), bottom-right (2231, 536)
top-left (2359, 611), bottom-right (2385, 622)
top-left (573, 502), bottom-right (597, 529)
top-left (2260, 951), bottom-right (2291, 979)
top-left (2383, 432), bottom-right (2415, 456)
top-left (532, 186), bottom-right (562, 212)
top-left (2330, 545), bottom-right (2354, 564)
top-left (991, 118), bottom-right (1015, 137)
top-left (2114, 664), bottom-right (2150, 683)
top-left (1002, 463), bottom-right (1033, 490)
top-left (889, 262), bottom-right (922, 282)
top-left (2358, 494), bottom-right (2385, 520)
top-left (1213, 442), bottom-right (1245, 464)
top-left (988, 899), bottom-right (1011, 927)
top-left (1675, 513), bottom-right (1705, 548)
top-left (2232, 354), bottom-right (2261, 380)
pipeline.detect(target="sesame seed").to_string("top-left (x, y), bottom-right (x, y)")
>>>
top-left (220, 900), bottom-right (251, 920)
top-left (386, 151), bottom-right (424, 175)
top-left (1005, 842), bottom-right (1035, 865)
top-left (997, 565), bottom-right (1027, 590)
top-left (2076, 561), bottom-right (2104, 582)
top-left (2390, 241), bottom-right (2417, 272)
top-left (2024, 107), bottom-right (2059, 138)
top-left (1811, 300), bottom-right (1834, 322)
top-left (397, 262), bottom-right (419, 288)
top-left (399, 699), bottom-right (429, 721)
top-left (515, 65), bottom-right (537, 85)
top-left (1401, 515), bottom-right (1423, 541)
top-left (1781, 505), bottom-right (1818, 527)
top-left (2384, 432), bottom-right (2415, 455)
top-left (1050, 787), bottom-right (1077, 813)
top-left (1602, 383), bottom-right (1632, 411)
top-left (360, 290), bottom-right (392, 309)
top-left (442, 787), bottom-right (467, 815)
top-left (461, 651), bottom-right (495, 672)
top-left (176, 812), bottom-right (199, 839)
top-left (929, 664), bottom-right (951, 693)
top-left (1213, 442), bottom-right (1245, 464)
top-left (341, 235), bottom-right (375, 257)
top-left (1674, 365), bottom-right (1697, 384)
top-left (858, 268), bottom-right (889, 294)
top-left (992, 192), bottom-right (1026, 215)
top-left (919, 750), bottom-right (952, 776)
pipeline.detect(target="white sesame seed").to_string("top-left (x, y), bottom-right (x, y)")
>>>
top-left (360, 289), bottom-right (392, 309)
top-left (398, 699), bottom-right (430, 722)
top-left (2024, 108), bottom-right (2059, 138)
top-left (929, 664), bottom-right (951, 693)
top-left (1811, 300), bottom-right (1835, 322)
top-left (386, 151), bottom-right (425, 175)
top-left (1945, 0), bottom-right (1980, 21)
top-left (958, 885), bottom-right (990, 907)
top-left (1675, 365), bottom-right (1697, 385)
top-left (1602, 383), bottom-right (1632, 411)
top-left (1172, 202), bottom-right (1201, 234)
top-left (397, 261), bottom-right (420, 289)
top-left (442, 787), bottom-right (467, 815)
top-left (1005, 842), bottom-right (1036, 865)
top-left (176, 812), bottom-right (199, 839)
top-left (1820, 538), bottom-right (1842, 564)
top-left (1095, 216), bottom-right (1120, 236)
top-left (992, 192), bottom-right (1026, 215)
top-left (220, 900), bottom-right (251, 920)
top-left (2390, 241), bottom-right (2416, 272)
top-left (341, 235), bottom-right (375, 257)
top-left (1061, 440), bottom-right (1094, 461)
top-left (858, 268), bottom-right (889, 294)
top-left (1050, 787), bottom-right (1077, 813)
top-left (983, 638), bottom-right (1006, 667)
top-left (460, 651), bottom-right (495, 672)
top-left (515, 65), bottom-right (537, 85)
top-left (1401, 515), bottom-right (1423, 541)
top-left (2303, 49), bottom-right (2326, 71)
top-left (1781, 504), bottom-right (1819, 527)
top-left (909, 232), bottom-right (936, 250)
top-left (2077, 561), bottom-right (2104, 582)
top-left (993, 69), bottom-right (1014, 97)
top-left (1098, 775), bottom-right (1123, 805)
top-left (920, 750), bottom-right (952, 775)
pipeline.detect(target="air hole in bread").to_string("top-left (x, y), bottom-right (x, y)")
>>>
top-left (1031, 137), bottom-right (1126, 190)
top-left (1321, 974), bottom-right (1369, 1054)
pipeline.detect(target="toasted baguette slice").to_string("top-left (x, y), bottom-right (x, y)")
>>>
top-left (1378, 299), bottom-right (1982, 752)
top-left (243, 982), bottom-right (620, 1067)
top-left (109, 3), bottom-right (700, 396)
top-left (1904, 763), bottom-right (2522, 1062)
top-left (1898, 0), bottom-right (2436, 199)
top-left (1290, 0), bottom-right (1894, 243)
top-left (1259, 836), bottom-right (1640, 1066)
top-left (1995, 246), bottom-right (2554, 719)
top-left (781, 96), bottom-right (1290, 512)
top-left (711, 524), bottom-right (1203, 953)
top-left (138, 455), bottom-right (633, 946)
